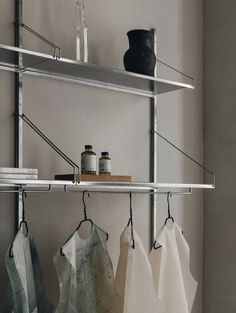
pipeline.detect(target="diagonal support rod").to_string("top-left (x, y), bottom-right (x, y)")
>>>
top-left (18, 113), bottom-right (80, 182)
top-left (156, 58), bottom-right (194, 86)
top-left (153, 130), bottom-right (215, 186)
top-left (19, 23), bottom-right (61, 59)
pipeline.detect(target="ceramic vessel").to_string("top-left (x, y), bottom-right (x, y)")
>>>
top-left (123, 29), bottom-right (156, 76)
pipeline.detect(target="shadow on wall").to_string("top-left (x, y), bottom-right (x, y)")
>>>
top-left (181, 1), bottom-right (204, 313)
top-left (154, 1), bottom-right (204, 313)
top-left (0, 72), bottom-right (15, 311)
top-left (0, 195), bottom-right (15, 311)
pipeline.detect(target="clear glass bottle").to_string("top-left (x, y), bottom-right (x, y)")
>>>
top-left (81, 145), bottom-right (96, 175)
top-left (75, 0), bottom-right (88, 62)
top-left (99, 152), bottom-right (111, 176)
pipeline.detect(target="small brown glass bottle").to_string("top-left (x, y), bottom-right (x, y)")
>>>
top-left (81, 145), bottom-right (96, 175)
top-left (99, 152), bottom-right (111, 175)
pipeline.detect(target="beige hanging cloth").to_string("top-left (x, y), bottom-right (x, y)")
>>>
top-left (115, 225), bottom-right (163, 313)
top-left (149, 222), bottom-right (198, 313)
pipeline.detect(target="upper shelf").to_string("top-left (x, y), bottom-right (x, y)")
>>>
top-left (0, 44), bottom-right (194, 98)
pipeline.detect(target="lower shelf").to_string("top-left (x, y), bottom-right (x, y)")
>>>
top-left (0, 179), bottom-right (215, 193)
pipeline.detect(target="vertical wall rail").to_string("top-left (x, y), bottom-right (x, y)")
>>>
top-left (14, 0), bottom-right (23, 231)
top-left (150, 28), bottom-right (158, 249)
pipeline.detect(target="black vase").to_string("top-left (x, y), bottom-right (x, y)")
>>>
top-left (123, 29), bottom-right (156, 76)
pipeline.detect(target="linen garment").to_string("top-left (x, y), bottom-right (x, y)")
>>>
top-left (4, 229), bottom-right (53, 313)
top-left (149, 222), bottom-right (198, 313)
top-left (54, 224), bottom-right (116, 313)
top-left (115, 225), bottom-right (163, 313)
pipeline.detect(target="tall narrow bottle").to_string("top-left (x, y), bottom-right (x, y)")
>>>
top-left (75, 1), bottom-right (88, 62)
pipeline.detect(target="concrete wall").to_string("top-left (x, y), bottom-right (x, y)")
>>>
top-left (203, 1), bottom-right (236, 312)
top-left (0, 0), bottom-right (203, 312)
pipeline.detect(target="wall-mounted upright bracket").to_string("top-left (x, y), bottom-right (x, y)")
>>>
top-left (150, 28), bottom-right (158, 248)
top-left (14, 0), bottom-right (23, 231)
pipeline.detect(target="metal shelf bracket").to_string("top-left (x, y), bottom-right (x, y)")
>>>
top-left (18, 113), bottom-right (80, 183)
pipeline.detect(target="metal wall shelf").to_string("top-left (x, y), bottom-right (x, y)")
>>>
top-left (0, 179), bottom-right (214, 193)
top-left (0, 43), bottom-right (194, 98)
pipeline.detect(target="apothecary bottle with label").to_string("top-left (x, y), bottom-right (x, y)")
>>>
top-left (99, 152), bottom-right (111, 175)
top-left (81, 145), bottom-right (96, 174)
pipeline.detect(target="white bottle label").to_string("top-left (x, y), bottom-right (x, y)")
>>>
top-left (99, 160), bottom-right (111, 173)
top-left (81, 155), bottom-right (96, 172)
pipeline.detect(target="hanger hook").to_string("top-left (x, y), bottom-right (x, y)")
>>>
top-left (127, 192), bottom-right (135, 249)
top-left (165, 191), bottom-right (174, 225)
top-left (82, 190), bottom-right (90, 220)
top-left (21, 189), bottom-right (27, 222)
top-left (19, 189), bottom-right (29, 237)
top-left (129, 192), bottom-right (133, 224)
top-left (167, 191), bottom-right (172, 218)
top-left (9, 243), bottom-right (14, 258)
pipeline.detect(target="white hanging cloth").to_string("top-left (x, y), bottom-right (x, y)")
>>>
top-left (149, 222), bottom-right (198, 313)
top-left (5, 229), bottom-right (53, 313)
top-left (54, 224), bottom-right (116, 313)
top-left (115, 225), bottom-right (163, 313)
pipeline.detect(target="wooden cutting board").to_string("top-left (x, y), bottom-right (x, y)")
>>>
top-left (55, 174), bottom-right (132, 182)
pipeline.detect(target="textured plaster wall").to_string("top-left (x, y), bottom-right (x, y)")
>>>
top-left (0, 1), bottom-right (203, 312)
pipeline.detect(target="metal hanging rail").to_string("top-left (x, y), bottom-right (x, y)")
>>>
top-left (64, 186), bottom-right (192, 195)
top-left (0, 183), bottom-right (192, 195)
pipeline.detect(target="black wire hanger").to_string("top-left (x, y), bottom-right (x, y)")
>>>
top-left (60, 190), bottom-right (108, 256)
top-left (9, 189), bottom-right (29, 258)
top-left (76, 190), bottom-right (109, 240)
top-left (153, 191), bottom-right (175, 250)
top-left (60, 190), bottom-right (92, 256)
top-left (76, 190), bottom-right (93, 230)
top-left (127, 192), bottom-right (135, 249)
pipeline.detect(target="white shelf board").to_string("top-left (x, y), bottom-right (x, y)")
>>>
top-left (0, 179), bottom-right (214, 192)
top-left (0, 44), bottom-right (194, 98)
